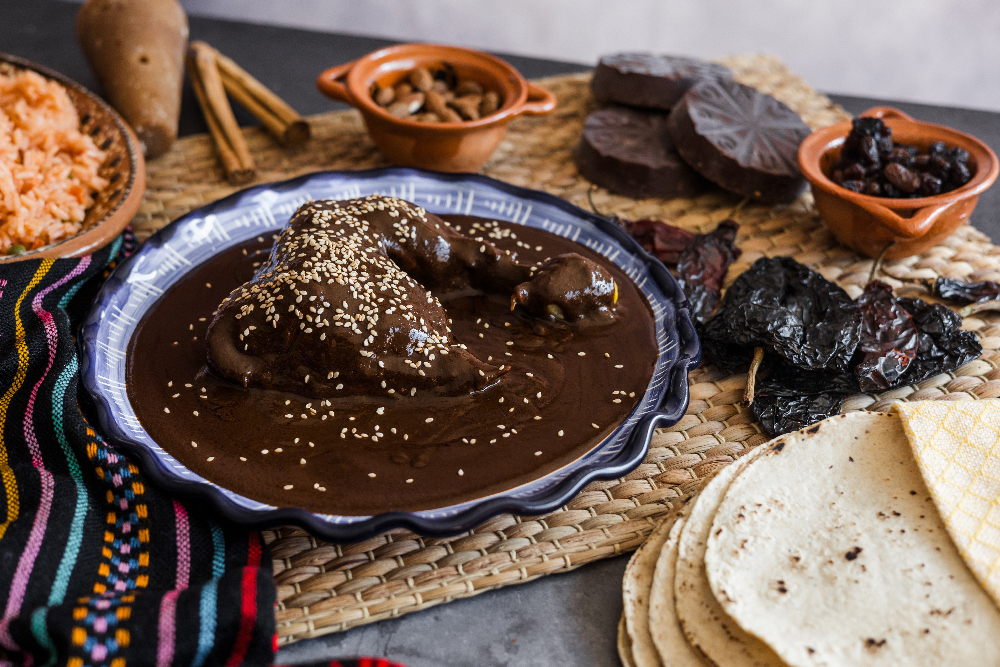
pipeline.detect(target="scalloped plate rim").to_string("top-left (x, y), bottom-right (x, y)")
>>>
top-left (80, 167), bottom-right (700, 541)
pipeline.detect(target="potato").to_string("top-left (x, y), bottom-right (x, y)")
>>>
top-left (77, 0), bottom-right (188, 159)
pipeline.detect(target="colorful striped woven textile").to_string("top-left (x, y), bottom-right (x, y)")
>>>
top-left (0, 233), bottom-right (276, 667)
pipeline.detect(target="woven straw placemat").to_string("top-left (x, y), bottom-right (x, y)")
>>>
top-left (133, 54), bottom-right (1000, 644)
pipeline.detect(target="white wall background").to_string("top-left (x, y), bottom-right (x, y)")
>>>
top-left (178, 0), bottom-right (1000, 111)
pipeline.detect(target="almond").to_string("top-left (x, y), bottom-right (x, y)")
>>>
top-left (409, 66), bottom-right (434, 92)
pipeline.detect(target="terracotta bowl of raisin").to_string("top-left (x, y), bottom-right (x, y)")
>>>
top-left (316, 43), bottom-right (556, 172)
top-left (798, 106), bottom-right (998, 259)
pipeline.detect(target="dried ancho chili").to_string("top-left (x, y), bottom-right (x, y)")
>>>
top-left (853, 281), bottom-right (919, 391)
top-left (676, 220), bottom-right (741, 324)
top-left (620, 217), bottom-right (694, 265)
top-left (700, 256), bottom-right (861, 374)
top-left (752, 366), bottom-right (858, 437)
top-left (932, 277), bottom-right (1000, 303)
top-left (710, 259), bottom-right (983, 436)
top-left (897, 297), bottom-right (982, 384)
top-left (615, 214), bottom-right (740, 323)
top-left (926, 277), bottom-right (1000, 317)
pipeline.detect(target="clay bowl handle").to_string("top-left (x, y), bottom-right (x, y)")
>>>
top-left (859, 106), bottom-right (916, 122)
top-left (514, 83), bottom-right (557, 117)
top-left (853, 196), bottom-right (954, 239)
top-left (316, 60), bottom-right (357, 105)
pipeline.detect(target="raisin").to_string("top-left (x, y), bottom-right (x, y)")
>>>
top-left (948, 160), bottom-right (971, 186)
top-left (860, 136), bottom-right (880, 167)
top-left (841, 180), bottom-right (865, 193)
top-left (928, 141), bottom-right (947, 155)
top-left (919, 173), bottom-right (942, 196)
top-left (862, 181), bottom-right (881, 196)
top-left (928, 155), bottom-right (950, 177)
top-left (946, 146), bottom-right (969, 164)
top-left (887, 147), bottom-right (914, 167)
top-left (844, 162), bottom-right (867, 180)
top-left (884, 163), bottom-right (921, 193)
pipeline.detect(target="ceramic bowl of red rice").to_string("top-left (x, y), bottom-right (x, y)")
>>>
top-left (0, 53), bottom-right (145, 262)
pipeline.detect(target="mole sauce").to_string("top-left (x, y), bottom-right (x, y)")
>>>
top-left (127, 215), bottom-right (658, 515)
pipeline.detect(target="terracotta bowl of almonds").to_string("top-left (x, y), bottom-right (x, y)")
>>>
top-left (317, 43), bottom-right (557, 172)
top-left (799, 106), bottom-right (998, 260)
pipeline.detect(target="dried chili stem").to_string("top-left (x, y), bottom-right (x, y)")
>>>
top-left (587, 184), bottom-right (605, 217)
top-left (729, 196), bottom-right (751, 220)
top-left (868, 240), bottom-right (895, 285)
top-left (959, 300), bottom-right (1000, 317)
top-left (742, 346), bottom-right (765, 407)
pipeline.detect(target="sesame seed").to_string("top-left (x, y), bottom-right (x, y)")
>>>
top-left (262, 449), bottom-right (268, 454)
top-left (300, 458), bottom-right (307, 465)
top-left (275, 448), bottom-right (283, 453)
top-left (368, 472), bottom-right (376, 478)
top-left (458, 469), bottom-right (464, 476)
top-left (207, 457), bottom-right (215, 462)
top-left (240, 456), bottom-right (247, 462)
top-left (167, 381), bottom-right (173, 387)
top-left (613, 398), bottom-right (621, 403)
top-left (592, 423), bottom-right (600, 429)
top-left (534, 415), bottom-right (541, 420)
top-left (615, 364), bottom-right (624, 369)
top-left (193, 411), bottom-right (199, 416)
top-left (163, 407), bottom-right (170, 413)
top-left (283, 485), bottom-right (293, 490)
top-left (558, 430), bottom-right (564, 436)
top-left (191, 441), bottom-right (197, 448)
top-left (578, 351), bottom-right (586, 356)
top-left (535, 451), bottom-right (542, 456)
top-left (425, 417), bottom-right (434, 423)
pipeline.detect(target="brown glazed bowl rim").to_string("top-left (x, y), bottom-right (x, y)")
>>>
top-left (799, 106), bottom-right (999, 211)
top-left (0, 52), bottom-right (146, 263)
top-left (318, 42), bottom-right (544, 131)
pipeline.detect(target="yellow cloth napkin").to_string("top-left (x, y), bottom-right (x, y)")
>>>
top-left (893, 399), bottom-right (1000, 606)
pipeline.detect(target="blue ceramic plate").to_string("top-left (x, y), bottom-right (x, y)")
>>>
top-left (80, 169), bottom-right (699, 542)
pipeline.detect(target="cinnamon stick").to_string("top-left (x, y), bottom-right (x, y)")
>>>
top-left (187, 41), bottom-right (255, 183)
top-left (213, 48), bottom-right (310, 147)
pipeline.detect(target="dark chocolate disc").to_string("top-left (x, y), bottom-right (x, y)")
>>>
top-left (573, 106), bottom-right (711, 200)
top-left (666, 79), bottom-right (811, 203)
top-left (591, 53), bottom-right (732, 110)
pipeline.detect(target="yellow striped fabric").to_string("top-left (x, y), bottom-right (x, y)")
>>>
top-left (894, 400), bottom-right (1000, 607)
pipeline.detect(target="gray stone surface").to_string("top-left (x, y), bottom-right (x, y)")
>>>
top-left (276, 555), bottom-right (629, 666)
